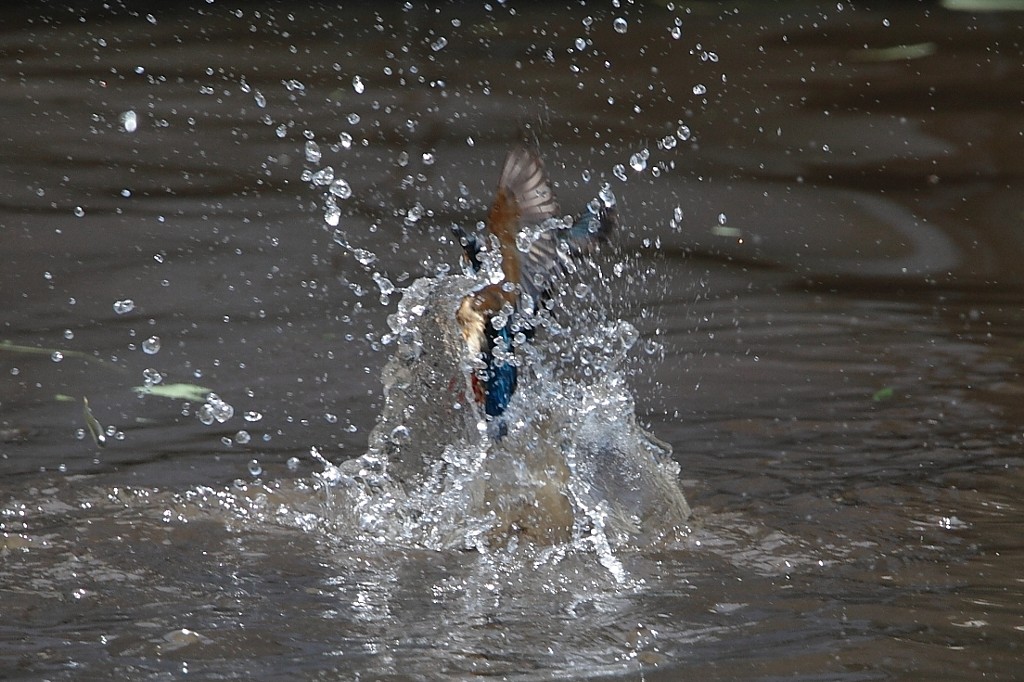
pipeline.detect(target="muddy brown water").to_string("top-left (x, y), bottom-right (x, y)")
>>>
top-left (2, 2), bottom-right (1023, 680)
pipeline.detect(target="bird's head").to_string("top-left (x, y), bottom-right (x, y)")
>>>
top-left (456, 284), bottom-right (514, 355)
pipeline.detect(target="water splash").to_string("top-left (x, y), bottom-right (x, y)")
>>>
top-left (316, 261), bottom-right (691, 564)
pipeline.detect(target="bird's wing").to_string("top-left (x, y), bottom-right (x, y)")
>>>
top-left (494, 145), bottom-right (559, 228)
top-left (519, 198), bottom-right (618, 306)
top-left (485, 146), bottom-right (559, 287)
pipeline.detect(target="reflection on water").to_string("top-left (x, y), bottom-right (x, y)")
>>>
top-left (3, 2), bottom-right (1024, 680)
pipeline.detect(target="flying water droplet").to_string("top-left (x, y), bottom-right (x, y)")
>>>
top-left (310, 166), bottom-right (334, 186)
top-left (198, 393), bottom-right (234, 425)
top-left (353, 248), bottom-right (377, 266)
top-left (629, 152), bottom-right (648, 172)
top-left (692, 83), bottom-right (707, 96)
top-left (247, 458), bottom-right (262, 476)
top-left (113, 299), bottom-right (135, 315)
top-left (352, 75), bottom-right (365, 94)
top-left (330, 178), bottom-right (352, 199)
top-left (304, 140), bottom-right (322, 164)
top-left (612, 164), bottom-right (627, 181)
top-left (373, 272), bottom-right (395, 305)
top-left (142, 336), bottom-right (161, 354)
top-left (613, 17), bottom-right (628, 33)
top-left (120, 110), bottom-right (138, 133)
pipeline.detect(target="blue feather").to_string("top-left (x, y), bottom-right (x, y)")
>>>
top-left (483, 326), bottom-right (517, 418)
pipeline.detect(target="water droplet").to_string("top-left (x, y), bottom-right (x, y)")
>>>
top-left (629, 152), bottom-right (647, 172)
top-left (235, 430), bottom-right (251, 445)
top-left (373, 272), bottom-right (395, 305)
top-left (670, 26), bottom-right (682, 40)
top-left (324, 205), bottom-right (341, 227)
top-left (286, 456), bottom-right (300, 471)
top-left (247, 458), bottom-right (262, 476)
top-left (692, 83), bottom-right (707, 96)
top-left (347, 112), bottom-right (360, 125)
top-left (353, 248), bottom-right (377, 266)
top-left (575, 37), bottom-right (587, 51)
top-left (113, 299), bottom-right (135, 315)
top-left (199, 393), bottom-right (234, 425)
top-left (613, 17), bottom-right (628, 33)
top-left (142, 368), bottom-right (162, 385)
top-left (243, 410), bottom-right (263, 422)
top-left (311, 166), bottom-right (335, 186)
top-left (661, 135), bottom-right (677, 150)
top-left (676, 124), bottom-right (692, 141)
top-left (63, 329), bottom-right (74, 340)
top-left (51, 351), bottom-right (63, 362)
top-left (73, 206), bottom-right (85, 218)
top-left (338, 132), bottom-right (353, 149)
top-left (142, 336), bottom-right (161, 354)
top-left (304, 140), bottom-right (322, 164)
top-left (253, 90), bottom-right (266, 108)
top-left (120, 110), bottom-right (138, 133)
top-left (612, 164), bottom-right (627, 182)
top-left (598, 183), bottom-right (617, 208)
top-left (329, 178), bottom-right (352, 199)
top-left (352, 75), bottom-right (365, 94)
top-left (430, 36), bottom-right (448, 51)
top-left (515, 228), bottom-right (535, 252)
top-left (422, 152), bottom-right (435, 165)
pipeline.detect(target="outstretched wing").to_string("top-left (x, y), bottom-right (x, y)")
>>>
top-left (493, 145), bottom-right (559, 229)
top-left (519, 197), bottom-right (618, 306)
top-left (485, 146), bottom-right (559, 287)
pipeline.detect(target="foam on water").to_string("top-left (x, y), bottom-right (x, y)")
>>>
top-left (314, 260), bottom-right (691, 564)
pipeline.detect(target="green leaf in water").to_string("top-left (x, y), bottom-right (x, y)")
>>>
top-left (872, 387), bottom-right (895, 402)
top-left (82, 397), bottom-right (107, 448)
top-left (941, 0), bottom-right (1024, 10)
top-left (853, 42), bottom-right (937, 62)
top-left (133, 383), bottom-right (213, 402)
top-left (0, 340), bottom-right (125, 372)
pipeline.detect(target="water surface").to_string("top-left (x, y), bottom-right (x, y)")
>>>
top-left (2, 3), bottom-right (1024, 680)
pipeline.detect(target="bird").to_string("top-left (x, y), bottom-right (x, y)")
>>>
top-left (452, 145), bottom-right (617, 433)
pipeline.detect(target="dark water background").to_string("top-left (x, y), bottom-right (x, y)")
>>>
top-left (2, 1), bottom-right (1023, 679)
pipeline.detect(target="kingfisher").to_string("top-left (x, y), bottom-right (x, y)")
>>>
top-left (452, 145), bottom-right (617, 433)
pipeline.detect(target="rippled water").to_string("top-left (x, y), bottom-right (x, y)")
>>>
top-left (3, 3), bottom-right (1024, 680)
